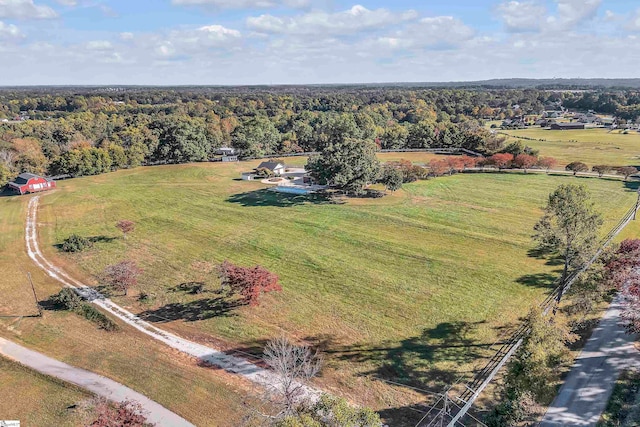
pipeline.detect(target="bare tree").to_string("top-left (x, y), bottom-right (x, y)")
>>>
top-left (263, 336), bottom-right (323, 416)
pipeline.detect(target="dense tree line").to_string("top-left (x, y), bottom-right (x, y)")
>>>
top-left (1, 86), bottom-right (638, 186)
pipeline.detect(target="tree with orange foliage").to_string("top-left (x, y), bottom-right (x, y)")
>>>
top-left (490, 153), bottom-right (514, 170)
top-left (428, 159), bottom-right (449, 177)
top-left (513, 154), bottom-right (538, 173)
top-left (537, 157), bottom-right (558, 174)
top-left (460, 155), bottom-right (479, 170)
top-left (219, 261), bottom-right (282, 307)
top-left (445, 156), bottom-right (465, 174)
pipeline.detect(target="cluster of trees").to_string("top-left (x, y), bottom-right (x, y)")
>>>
top-left (488, 184), bottom-right (605, 425)
top-left (426, 153), bottom-right (559, 176)
top-left (0, 86), bottom-right (579, 186)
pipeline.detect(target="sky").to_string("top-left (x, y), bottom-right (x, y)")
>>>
top-left (0, 0), bottom-right (639, 85)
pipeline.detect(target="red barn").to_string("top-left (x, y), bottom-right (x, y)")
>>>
top-left (8, 173), bottom-right (56, 195)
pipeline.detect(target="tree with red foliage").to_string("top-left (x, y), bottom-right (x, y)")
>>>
top-left (83, 398), bottom-right (151, 427)
top-left (605, 239), bottom-right (640, 333)
top-left (428, 159), bottom-right (449, 177)
top-left (460, 155), bottom-right (479, 170)
top-left (116, 220), bottom-right (135, 240)
top-left (513, 154), bottom-right (538, 173)
top-left (445, 156), bottom-right (465, 174)
top-left (537, 157), bottom-right (558, 174)
top-left (219, 261), bottom-right (282, 306)
top-left (490, 153), bottom-right (514, 170)
top-left (103, 261), bottom-right (142, 296)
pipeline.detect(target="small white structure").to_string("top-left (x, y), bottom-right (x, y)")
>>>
top-left (222, 155), bottom-right (238, 162)
top-left (242, 172), bottom-right (257, 181)
top-left (256, 161), bottom-right (286, 176)
top-left (216, 147), bottom-right (236, 156)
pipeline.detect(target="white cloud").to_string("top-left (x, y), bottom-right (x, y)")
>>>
top-left (547, 0), bottom-right (602, 30)
top-left (626, 9), bottom-right (640, 31)
top-left (0, 20), bottom-right (21, 38)
top-left (0, 0), bottom-right (58, 19)
top-left (497, 1), bottom-right (547, 32)
top-left (247, 5), bottom-right (418, 36)
top-left (376, 16), bottom-right (475, 50)
top-left (56, 0), bottom-right (77, 5)
top-left (120, 32), bottom-right (134, 41)
top-left (171, 0), bottom-right (309, 9)
top-left (86, 40), bottom-right (113, 50)
top-left (497, 0), bottom-right (602, 33)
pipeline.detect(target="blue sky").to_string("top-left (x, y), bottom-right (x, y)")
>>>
top-left (0, 0), bottom-right (639, 84)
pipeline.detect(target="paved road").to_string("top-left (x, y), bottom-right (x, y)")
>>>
top-left (0, 337), bottom-right (194, 427)
top-left (540, 296), bottom-right (640, 426)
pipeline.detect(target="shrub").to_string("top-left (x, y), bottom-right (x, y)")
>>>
top-left (77, 304), bottom-right (119, 331)
top-left (61, 234), bottom-right (93, 253)
top-left (50, 288), bottom-right (118, 331)
top-left (52, 287), bottom-right (83, 311)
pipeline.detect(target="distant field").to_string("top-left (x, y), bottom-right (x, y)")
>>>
top-left (33, 158), bottom-right (640, 420)
top-left (501, 128), bottom-right (640, 167)
top-left (0, 357), bottom-right (89, 426)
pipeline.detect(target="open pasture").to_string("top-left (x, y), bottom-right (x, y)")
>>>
top-left (32, 157), bottom-right (640, 417)
top-left (502, 127), bottom-right (640, 168)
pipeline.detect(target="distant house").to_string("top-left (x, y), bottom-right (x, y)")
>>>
top-left (255, 161), bottom-right (286, 176)
top-left (550, 123), bottom-right (585, 130)
top-left (215, 147), bottom-right (236, 156)
top-left (7, 173), bottom-right (56, 195)
top-left (543, 111), bottom-right (564, 119)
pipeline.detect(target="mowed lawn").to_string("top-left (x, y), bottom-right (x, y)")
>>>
top-left (0, 193), bottom-right (257, 426)
top-left (36, 160), bottom-right (640, 405)
top-left (0, 357), bottom-right (90, 426)
top-left (502, 128), bottom-right (640, 168)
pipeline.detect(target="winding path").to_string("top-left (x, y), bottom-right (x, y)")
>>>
top-left (25, 196), bottom-right (319, 401)
top-left (0, 337), bottom-right (193, 427)
top-left (540, 296), bottom-right (640, 426)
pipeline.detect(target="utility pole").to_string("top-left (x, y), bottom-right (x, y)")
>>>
top-left (27, 272), bottom-right (42, 317)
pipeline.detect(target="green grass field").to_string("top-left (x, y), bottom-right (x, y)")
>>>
top-left (501, 128), bottom-right (640, 168)
top-left (0, 357), bottom-right (90, 426)
top-left (32, 159), bottom-right (640, 417)
top-left (0, 193), bottom-right (256, 426)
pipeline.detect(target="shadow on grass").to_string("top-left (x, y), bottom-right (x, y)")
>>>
top-left (306, 321), bottom-right (511, 425)
top-left (226, 189), bottom-right (342, 208)
top-left (138, 296), bottom-right (241, 322)
top-left (527, 247), bottom-right (565, 267)
top-left (39, 294), bottom-right (66, 311)
top-left (516, 272), bottom-right (560, 289)
top-left (0, 187), bottom-right (17, 198)
top-left (169, 282), bottom-right (208, 295)
top-left (321, 321), bottom-right (500, 390)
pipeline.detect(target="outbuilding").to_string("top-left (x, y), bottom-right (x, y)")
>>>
top-left (7, 173), bottom-right (56, 195)
top-left (256, 161), bottom-right (286, 176)
top-left (216, 147), bottom-right (236, 156)
top-left (550, 123), bottom-right (586, 130)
